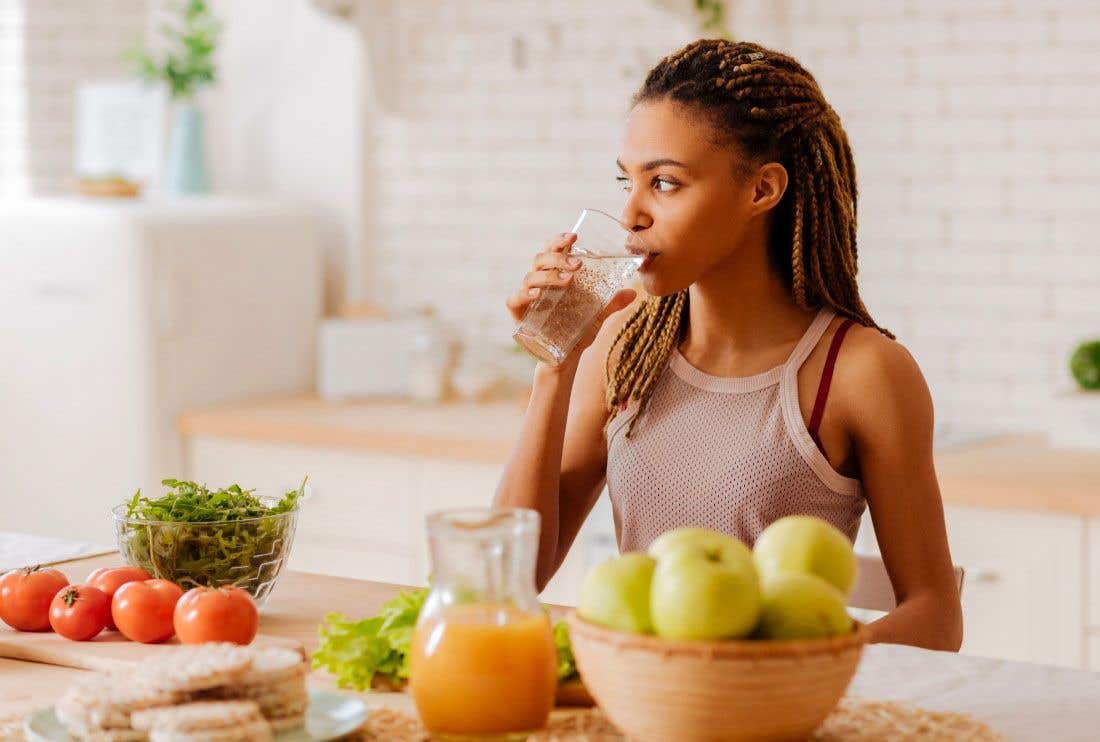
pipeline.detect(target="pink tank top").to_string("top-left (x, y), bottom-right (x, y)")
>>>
top-left (606, 307), bottom-right (865, 553)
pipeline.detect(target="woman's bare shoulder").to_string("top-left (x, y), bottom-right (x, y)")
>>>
top-left (840, 322), bottom-right (921, 376)
top-left (832, 321), bottom-right (933, 432)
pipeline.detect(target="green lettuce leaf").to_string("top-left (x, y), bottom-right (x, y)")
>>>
top-left (553, 620), bottom-right (578, 682)
top-left (311, 590), bottom-right (582, 689)
top-left (311, 588), bottom-right (427, 691)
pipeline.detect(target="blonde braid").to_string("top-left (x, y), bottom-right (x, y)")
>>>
top-left (606, 293), bottom-right (687, 438)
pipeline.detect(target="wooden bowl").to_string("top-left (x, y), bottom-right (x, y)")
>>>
top-left (566, 611), bottom-right (869, 742)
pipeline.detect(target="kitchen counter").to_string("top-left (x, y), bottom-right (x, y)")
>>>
top-left (935, 435), bottom-right (1100, 516)
top-left (181, 396), bottom-right (1100, 515)
top-left (179, 395), bottom-right (524, 464)
top-left (5, 552), bottom-right (1100, 741)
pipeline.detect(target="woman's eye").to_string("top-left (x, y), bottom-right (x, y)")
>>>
top-left (616, 176), bottom-right (678, 193)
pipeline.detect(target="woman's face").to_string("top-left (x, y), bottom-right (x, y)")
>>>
top-left (616, 98), bottom-right (776, 297)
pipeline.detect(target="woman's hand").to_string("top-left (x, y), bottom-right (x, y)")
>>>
top-left (506, 232), bottom-right (637, 369)
top-left (506, 232), bottom-right (581, 323)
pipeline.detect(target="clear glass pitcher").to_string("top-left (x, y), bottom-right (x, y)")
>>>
top-left (409, 508), bottom-right (557, 741)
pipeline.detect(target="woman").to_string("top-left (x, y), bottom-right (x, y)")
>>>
top-left (496, 39), bottom-right (962, 651)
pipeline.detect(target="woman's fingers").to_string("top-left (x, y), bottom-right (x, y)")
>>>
top-left (524, 268), bottom-right (575, 290)
top-left (543, 232), bottom-right (577, 253)
top-left (506, 289), bottom-right (534, 322)
top-left (533, 251), bottom-right (582, 272)
top-left (507, 233), bottom-right (580, 324)
top-left (506, 269), bottom-right (574, 322)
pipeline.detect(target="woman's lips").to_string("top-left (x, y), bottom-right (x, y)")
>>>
top-left (639, 253), bottom-right (659, 272)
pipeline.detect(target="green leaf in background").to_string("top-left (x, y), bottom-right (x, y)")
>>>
top-left (125, 0), bottom-right (221, 100)
top-left (1070, 340), bottom-right (1100, 390)
top-left (694, 0), bottom-right (732, 39)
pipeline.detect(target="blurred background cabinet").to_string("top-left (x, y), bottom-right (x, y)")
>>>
top-left (944, 506), bottom-right (1083, 668)
top-left (0, 197), bottom-right (323, 542)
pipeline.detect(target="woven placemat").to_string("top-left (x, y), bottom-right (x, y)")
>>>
top-left (351, 697), bottom-right (1005, 741)
top-left (811, 698), bottom-right (1005, 741)
top-left (1, 697), bottom-right (1005, 741)
top-left (0, 712), bottom-right (26, 741)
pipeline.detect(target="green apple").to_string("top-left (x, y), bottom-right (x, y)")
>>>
top-left (753, 516), bottom-right (858, 596)
top-left (578, 552), bottom-right (656, 634)
top-left (756, 572), bottom-right (852, 640)
top-left (649, 542), bottom-right (761, 640)
top-left (648, 527), bottom-right (753, 565)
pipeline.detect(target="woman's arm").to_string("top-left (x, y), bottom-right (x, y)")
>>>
top-left (495, 296), bottom-right (636, 591)
top-left (840, 336), bottom-right (964, 651)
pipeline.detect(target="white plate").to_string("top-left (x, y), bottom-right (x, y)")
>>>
top-left (25, 687), bottom-right (368, 741)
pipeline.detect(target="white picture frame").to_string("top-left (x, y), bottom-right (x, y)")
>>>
top-left (74, 79), bottom-right (167, 184)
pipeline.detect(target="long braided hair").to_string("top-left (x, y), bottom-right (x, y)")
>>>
top-left (607, 39), bottom-right (892, 438)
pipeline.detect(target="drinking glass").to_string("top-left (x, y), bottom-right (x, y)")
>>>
top-left (512, 208), bottom-right (645, 365)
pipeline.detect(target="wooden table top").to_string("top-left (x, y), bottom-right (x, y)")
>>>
top-left (7, 554), bottom-right (1100, 740)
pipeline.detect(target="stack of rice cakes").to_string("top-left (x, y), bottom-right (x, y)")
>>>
top-left (55, 643), bottom-right (309, 741)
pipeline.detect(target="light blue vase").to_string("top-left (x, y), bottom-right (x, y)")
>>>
top-left (164, 101), bottom-right (209, 194)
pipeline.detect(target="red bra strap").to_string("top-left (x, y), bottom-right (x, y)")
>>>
top-left (808, 319), bottom-right (855, 456)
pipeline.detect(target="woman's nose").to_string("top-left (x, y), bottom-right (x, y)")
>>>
top-left (619, 198), bottom-right (652, 233)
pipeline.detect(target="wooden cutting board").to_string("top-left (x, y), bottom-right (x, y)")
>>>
top-left (0, 627), bottom-right (303, 674)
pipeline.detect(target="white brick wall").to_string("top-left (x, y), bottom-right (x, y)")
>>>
top-left (362, 0), bottom-right (1100, 433)
top-left (772, 0), bottom-right (1100, 431)
top-left (360, 1), bottom-right (697, 346)
top-left (10, 0), bottom-right (1096, 433)
top-left (4, 0), bottom-right (147, 194)
top-left (0, 0), bottom-right (28, 196)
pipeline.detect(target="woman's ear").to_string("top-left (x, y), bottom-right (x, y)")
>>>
top-left (750, 162), bottom-right (788, 215)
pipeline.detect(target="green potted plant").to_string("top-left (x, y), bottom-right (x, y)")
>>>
top-left (1070, 340), bottom-right (1100, 391)
top-left (1048, 339), bottom-right (1100, 449)
top-left (126, 0), bottom-right (221, 194)
top-left (651, 0), bottom-right (732, 38)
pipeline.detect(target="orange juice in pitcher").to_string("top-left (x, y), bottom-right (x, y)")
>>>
top-left (409, 509), bottom-right (556, 740)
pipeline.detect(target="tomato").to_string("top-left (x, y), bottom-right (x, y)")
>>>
top-left (49, 585), bottom-right (111, 641)
top-left (87, 567), bottom-right (152, 630)
top-left (173, 586), bottom-right (259, 645)
top-left (0, 567), bottom-right (69, 631)
top-left (111, 579), bottom-right (183, 644)
top-left (85, 567), bottom-right (110, 583)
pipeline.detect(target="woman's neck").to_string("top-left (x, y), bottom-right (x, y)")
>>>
top-left (680, 240), bottom-right (817, 377)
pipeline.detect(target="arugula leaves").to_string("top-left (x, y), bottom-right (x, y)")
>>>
top-left (125, 479), bottom-right (301, 522)
top-left (116, 478), bottom-right (302, 595)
